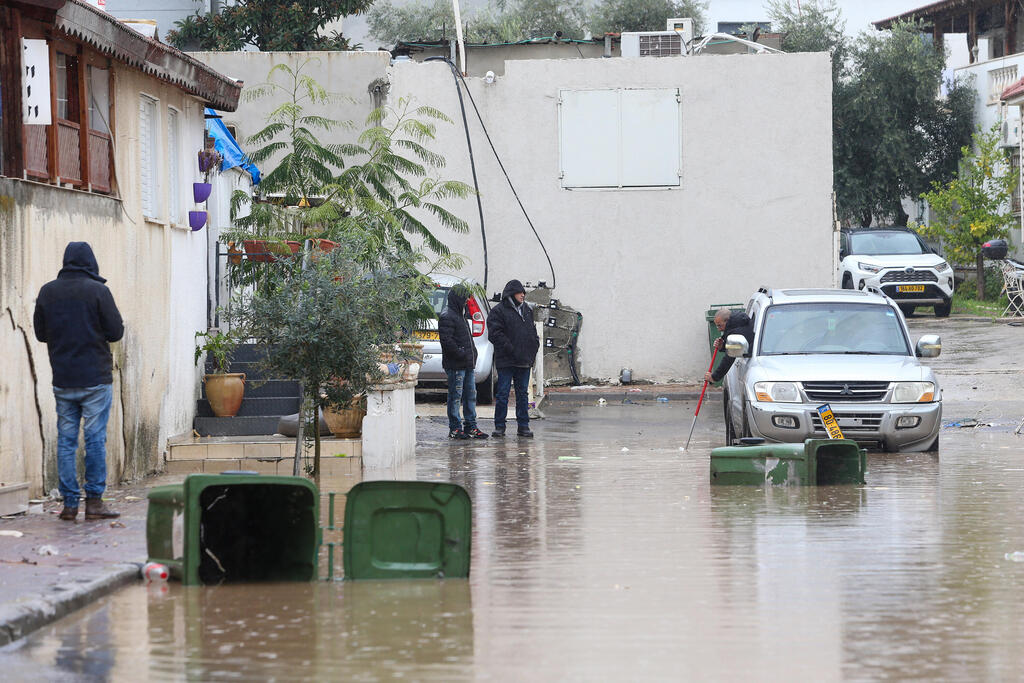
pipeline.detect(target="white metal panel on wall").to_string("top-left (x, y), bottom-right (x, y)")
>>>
top-left (621, 89), bottom-right (680, 186)
top-left (559, 89), bottom-right (619, 188)
top-left (559, 88), bottom-right (680, 189)
top-left (139, 95), bottom-right (157, 218)
top-left (167, 108), bottom-right (180, 225)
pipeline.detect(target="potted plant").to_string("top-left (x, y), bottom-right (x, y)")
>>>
top-left (322, 394), bottom-right (366, 438)
top-left (195, 148), bottom-right (223, 203)
top-left (194, 329), bottom-right (244, 417)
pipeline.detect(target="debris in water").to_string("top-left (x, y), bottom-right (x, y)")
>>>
top-left (621, 447), bottom-right (630, 452)
top-left (37, 545), bottom-right (59, 556)
top-left (0, 530), bottom-right (24, 538)
top-left (570, 385), bottom-right (598, 391)
top-left (597, 398), bottom-right (607, 406)
top-left (1005, 551), bottom-right (1024, 562)
top-left (656, 397), bottom-right (669, 403)
top-left (558, 456), bottom-right (582, 461)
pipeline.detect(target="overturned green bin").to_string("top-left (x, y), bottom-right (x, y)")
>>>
top-left (147, 473), bottom-right (320, 585)
top-left (343, 481), bottom-right (471, 580)
top-left (710, 438), bottom-right (865, 486)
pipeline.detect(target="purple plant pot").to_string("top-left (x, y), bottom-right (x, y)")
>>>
top-left (188, 210), bottom-right (207, 231)
top-left (193, 182), bottom-right (212, 204)
top-left (198, 151), bottom-right (212, 174)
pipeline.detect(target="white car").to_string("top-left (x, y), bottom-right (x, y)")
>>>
top-left (721, 287), bottom-right (942, 453)
top-left (414, 275), bottom-right (496, 403)
top-left (839, 227), bottom-right (954, 317)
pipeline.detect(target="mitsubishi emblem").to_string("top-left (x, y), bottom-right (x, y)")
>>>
top-left (840, 384), bottom-right (853, 396)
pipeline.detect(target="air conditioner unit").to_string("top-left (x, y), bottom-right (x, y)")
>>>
top-left (621, 19), bottom-right (694, 58)
top-left (1001, 118), bottom-right (1020, 148)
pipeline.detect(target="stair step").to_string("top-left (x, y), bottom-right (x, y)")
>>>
top-left (196, 396), bottom-right (300, 418)
top-left (194, 416), bottom-right (283, 437)
top-left (204, 361), bottom-right (276, 381)
top-left (230, 343), bottom-right (274, 363)
top-left (201, 379), bottom-right (299, 399)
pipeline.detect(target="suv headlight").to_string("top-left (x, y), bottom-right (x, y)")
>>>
top-left (892, 381), bottom-right (935, 403)
top-left (936, 261), bottom-right (951, 272)
top-left (858, 262), bottom-right (881, 274)
top-left (753, 381), bottom-right (800, 403)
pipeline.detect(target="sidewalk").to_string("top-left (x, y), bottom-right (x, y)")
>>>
top-left (0, 475), bottom-right (183, 645)
top-left (541, 382), bottom-right (719, 405)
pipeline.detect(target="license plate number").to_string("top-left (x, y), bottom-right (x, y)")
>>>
top-left (896, 284), bottom-right (925, 293)
top-left (414, 330), bottom-right (439, 341)
top-left (816, 403), bottom-right (845, 440)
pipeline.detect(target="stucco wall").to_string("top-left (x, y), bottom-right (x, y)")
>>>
top-left (0, 64), bottom-right (212, 495)
top-left (388, 53), bottom-right (835, 381)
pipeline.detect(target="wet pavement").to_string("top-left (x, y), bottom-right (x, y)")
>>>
top-left (2, 317), bottom-right (1024, 679)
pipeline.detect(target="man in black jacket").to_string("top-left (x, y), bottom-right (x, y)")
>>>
top-left (705, 308), bottom-right (755, 384)
top-left (438, 285), bottom-right (488, 440)
top-left (487, 279), bottom-right (540, 438)
top-left (33, 242), bottom-right (124, 521)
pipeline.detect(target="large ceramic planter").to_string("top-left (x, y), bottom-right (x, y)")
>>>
top-left (322, 402), bottom-right (366, 438)
top-left (204, 373), bottom-right (246, 417)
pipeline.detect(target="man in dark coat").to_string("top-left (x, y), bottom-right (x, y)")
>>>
top-left (487, 279), bottom-right (540, 437)
top-left (33, 242), bottom-right (124, 521)
top-left (705, 308), bottom-right (755, 384)
top-left (438, 284), bottom-right (488, 439)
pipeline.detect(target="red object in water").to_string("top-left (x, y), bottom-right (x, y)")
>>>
top-left (143, 561), bottom-right (169, 583)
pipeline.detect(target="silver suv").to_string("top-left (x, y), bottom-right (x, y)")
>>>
top-left (721, 288), bottom-right (942, 452)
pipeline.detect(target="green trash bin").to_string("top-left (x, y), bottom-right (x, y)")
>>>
top-left (343, 481), bottom-right (471, 580)
top-left (147, 473), bottom-right (320, 585)
top-left (705, 303), bottom-right (745, 387)
top-left (710, 441), bottom-right (812, 485)
top-left (805, 439), bottom-right (866, 485)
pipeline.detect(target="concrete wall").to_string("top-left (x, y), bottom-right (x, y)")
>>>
top-left (0, 65), bottom-right (212, 496)
top-left (388, 53), bottom-right (834, 381)
top-left (192, 50), bottom-right (834, 383)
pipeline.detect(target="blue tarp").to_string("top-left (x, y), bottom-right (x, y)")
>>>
top-left (204, 108), bottom-right (261, 185)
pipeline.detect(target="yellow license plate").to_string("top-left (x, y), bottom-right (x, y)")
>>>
top-left (896, 284), bottom-right (925, 293)
top-left (414, 330), bottom-right (439, 341)
top-left (816, 403), bottom-right (845, 440)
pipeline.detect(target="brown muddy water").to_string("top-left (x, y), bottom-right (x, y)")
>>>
top-left (4, 319), bottom-right (1024, 680)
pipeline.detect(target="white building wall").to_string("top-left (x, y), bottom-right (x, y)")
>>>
top-left (388, 53), bottom-right (834, 381)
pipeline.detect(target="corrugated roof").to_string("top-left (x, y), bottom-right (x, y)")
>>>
top-left (54, 0), bottom-right (241, 111)
top-left (1001, 75), bottom-right (1024, 103)
top-left (873, 0), bottom-right (977, 29)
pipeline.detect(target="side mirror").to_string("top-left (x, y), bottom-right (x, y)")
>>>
top-left (916, 334), bottom-right (941, 358)
top-left (839, 249), bottom-right (847, 260)
top-left (725, 334), bottom-right (749, 358)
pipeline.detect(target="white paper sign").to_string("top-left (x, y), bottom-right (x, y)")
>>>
top-left (22, 39), bottom-right (51, 125)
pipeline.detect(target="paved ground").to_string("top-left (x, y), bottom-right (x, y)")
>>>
top-left (0, 313), bottom-right (1018, 647)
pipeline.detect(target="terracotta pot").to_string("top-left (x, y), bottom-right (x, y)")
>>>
top-left (227, 241), bottom-right (243, 265)
top-left (322, 403), bottom-right (366, 438)
top-left (243, 240), bottom-right (272, 263)
top-left (204, 373), bottom-right (246, 417)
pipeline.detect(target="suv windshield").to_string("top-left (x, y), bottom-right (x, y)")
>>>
top-left (759, 303), bottom-right (910, 356)
top-left (849, 231), bottom-right (925, 255)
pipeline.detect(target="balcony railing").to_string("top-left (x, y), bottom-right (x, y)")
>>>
top-left (990, 65), bottom-right (1019, 103)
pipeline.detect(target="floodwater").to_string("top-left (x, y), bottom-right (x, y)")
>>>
top-left (4, 319), bottom-right (1024, 680)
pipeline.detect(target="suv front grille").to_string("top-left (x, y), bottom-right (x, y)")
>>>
top-left (810, 412), bottom-right (885, 433)
top-left (802, 381), bottom-right (889, 402)
top-left (881, 284), bottom-right (944, 300)
top-left (880, 269), bottom-right (938, 283)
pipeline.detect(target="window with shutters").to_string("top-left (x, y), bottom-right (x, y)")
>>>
top-left (167, 108), bottom-right (181, 224)
top-left (86, 65), bottom-right (112, 193)
top-left (139, 95), bottom-right (160, 219)
top-left (558, 88), bottom-right (681, 189)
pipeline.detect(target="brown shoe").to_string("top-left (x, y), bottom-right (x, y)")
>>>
top-left (85, 498), bottom-right (119, 520)
top-left (58, 506), bottom-right (78, 521)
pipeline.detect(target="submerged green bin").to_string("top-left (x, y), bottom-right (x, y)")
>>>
top-left (343, 481), bottom-right (471, 580)
top-left (705, 303), bottom-right (745, 386)
top-left (710, 438), bottom-right (866, 486)
top-left (147, 473), bottom-right (320, 585)
top-left (710, 441), bottom-right (811, 485)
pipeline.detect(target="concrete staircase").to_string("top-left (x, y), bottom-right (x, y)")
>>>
top-left (194, 343), bottom-right (300, 436)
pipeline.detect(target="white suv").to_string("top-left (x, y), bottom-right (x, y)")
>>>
top-left (839, 228), bottom-right (954, 317)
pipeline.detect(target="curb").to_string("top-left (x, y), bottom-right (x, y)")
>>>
top-left (0, 563), bottom-right (141, 646)
top-left (541, 389), bottom-right (721, 404)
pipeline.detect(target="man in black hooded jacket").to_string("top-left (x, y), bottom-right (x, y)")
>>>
top-left (705, 308), bottom-right (755, 384)
top-left (34, 242), bottom-right (124, 521)
top-left (487, 279), bottom-right (540, 437)
top-left (438, 284), bottom-right (488, 439)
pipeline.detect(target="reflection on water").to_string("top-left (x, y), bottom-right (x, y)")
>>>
top-left (4, 403), bottom-right (1024, 679)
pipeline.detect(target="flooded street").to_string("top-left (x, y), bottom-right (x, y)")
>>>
top-left (3, 319), bottom-right (1024, 680)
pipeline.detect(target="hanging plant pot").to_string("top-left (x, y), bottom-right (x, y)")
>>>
top-left (188, 211), bottom-right (207, 231)
top-left (193, 182), bottom-right (212, 203)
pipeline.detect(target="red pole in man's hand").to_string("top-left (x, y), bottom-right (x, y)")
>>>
top-left (684, 342), bottom-right (720, 450)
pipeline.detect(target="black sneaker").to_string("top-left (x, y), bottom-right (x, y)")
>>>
top-left (491, 429), bottom-right (505, 438)
top-left (517, 428), bottom-right (534, 438)
top-left (465, 427), bottom-right (489, 439)
top-left (449, 429), bottom-right (469, 440)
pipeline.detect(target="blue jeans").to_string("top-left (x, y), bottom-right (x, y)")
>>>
top-left (494, 366), bottom-right (531, 432)
top-left (446, 368), bottom-right (478, 432)
top-left (54, 384), bottom-right (113, 508)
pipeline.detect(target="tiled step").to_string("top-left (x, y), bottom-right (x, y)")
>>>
top-left (204, 361), bottom-right (276, 381)
top-left (194, 415), bottom-right (283, 436)
top-left (196, 396), bottom-right (300, 418)
top-left (165, 455), bottom-right (361, 477)
top-left (166, 435), bottom-right (362, 476)
top-left (201, 379), bottom-right (299, 399)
